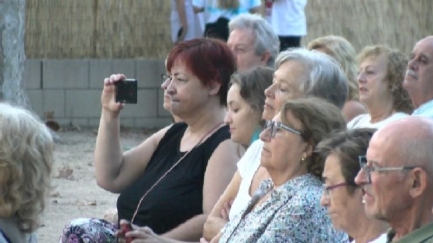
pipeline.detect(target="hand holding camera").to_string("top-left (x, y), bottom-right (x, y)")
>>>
top-left (101, 74), bottom-right (138, 116)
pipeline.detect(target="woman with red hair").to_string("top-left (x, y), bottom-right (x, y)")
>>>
top-left (61, 38), bottom-right (240, 243)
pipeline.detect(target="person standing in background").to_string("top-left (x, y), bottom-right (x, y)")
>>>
top-left (171, 0), bottom-right (203, 44)
top-left (266, 0), bottom-right (308, 51)
top-left (193, 0), bottom-right (261, 41)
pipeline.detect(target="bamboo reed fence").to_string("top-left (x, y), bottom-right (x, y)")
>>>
top-left (25, 0), bottom-right (432, 59)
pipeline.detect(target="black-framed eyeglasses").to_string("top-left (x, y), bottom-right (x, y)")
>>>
top-left (263, 120), bottom-right (302, 138)
top-left (161, 73), bottom-right (172, 83)
top-left (358, 155), bottom-right (417, 184)
top-left (322, 182), bottom-right (349, 199)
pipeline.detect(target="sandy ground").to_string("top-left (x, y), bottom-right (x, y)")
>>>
top-left (36, 128), bottom-right (152, 243)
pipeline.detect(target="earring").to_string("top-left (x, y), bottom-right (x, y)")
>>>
top-left (300, 157), bottom-right (306, 165)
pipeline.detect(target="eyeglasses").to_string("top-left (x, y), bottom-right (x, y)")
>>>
top-left (161, 73), bottom-right (172, 83)
top-left (358, 156), bottom-right (417, 183)
top-left (263, 120), bottom-right (302, 138)
top-left (322, 182), bottom-right (349, 199)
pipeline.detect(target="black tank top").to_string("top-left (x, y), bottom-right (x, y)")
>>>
top-left (117, 123), bottom-right (230, 234)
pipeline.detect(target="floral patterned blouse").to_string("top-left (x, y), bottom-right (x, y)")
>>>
top-left (219, 174), bottom-right (349, 243)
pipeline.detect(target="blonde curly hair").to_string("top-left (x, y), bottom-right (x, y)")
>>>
top-left (307, 35), bottom-right (359, 101)
top-left (0, 103), bottom-right (53, 233)
top-left (357, 45), bottom-right (414, 114)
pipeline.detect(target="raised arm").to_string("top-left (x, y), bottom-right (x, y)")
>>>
top-left (94, 74), bottom-right (169, 193)
top-left (162, 139), bottom-right (240, 241)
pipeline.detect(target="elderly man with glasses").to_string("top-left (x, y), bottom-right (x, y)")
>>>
top-left (355, 116), bottom-right (433, 243)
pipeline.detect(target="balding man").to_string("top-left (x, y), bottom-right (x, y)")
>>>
top-left (404, 36), bottom-right (433, 118)
top-left (355, 116), bottom-right (433, 242)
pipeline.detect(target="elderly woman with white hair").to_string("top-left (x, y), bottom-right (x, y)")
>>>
top-left (218, 98), bottom-right (348, 242)
top-left (202, 48), bottom-right (349, 242)
top-left (0, 103), bottom-right (54, 243)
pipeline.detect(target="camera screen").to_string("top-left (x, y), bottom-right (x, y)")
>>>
top-left (115, 79), bottom-right (137, 104)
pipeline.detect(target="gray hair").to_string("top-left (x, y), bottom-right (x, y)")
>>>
top-left (275, 48), bottom-right (348, 109)
top-left (229, 14), bottom-right (280, 67)
top-left (404, 139), bottom-right (433, 173)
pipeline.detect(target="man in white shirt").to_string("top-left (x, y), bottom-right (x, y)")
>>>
top-left (404, 36), bottom-right (433, 118)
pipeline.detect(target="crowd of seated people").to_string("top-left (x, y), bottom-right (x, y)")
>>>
top-left (63, 33), bottom-right (433, 243)
top-left (78, 32), bottom-right (433, 243)
top-left (3, 7), bottom-right (433, 243)
top-left (203, 46), bottom-right (350, 242)
top-left (218, 97), bottom-right (348, 242)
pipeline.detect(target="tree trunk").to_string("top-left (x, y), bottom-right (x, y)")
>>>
top-left (0, 0), bottom-right (63, 142)
top-left (0, 0), bottom-right (29, 108)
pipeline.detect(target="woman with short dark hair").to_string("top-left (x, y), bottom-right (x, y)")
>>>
top-left (318, 128), bottom-right (388, 243)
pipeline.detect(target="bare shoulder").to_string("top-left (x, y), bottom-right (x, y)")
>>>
top-left (203, 139), bottom-right (241, 213)
top-left (122, 124), bottom-right (174, 172)
top-left (133, 124), bottom-right (174, 150)
top-left (146, 124), bottom-right (173, 144)
top-left (342, 100), bottom-right (367, 123)
top-left (209, 139), bottom-right (243, 163)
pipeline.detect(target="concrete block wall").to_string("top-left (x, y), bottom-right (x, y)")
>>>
top-left (24, 59), bottom-right (173, 128)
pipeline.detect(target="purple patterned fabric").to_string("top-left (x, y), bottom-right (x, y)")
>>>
top-left (59, 218), bottom-right (118, 243)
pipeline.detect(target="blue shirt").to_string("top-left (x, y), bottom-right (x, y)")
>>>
top-left (412, 99), bottom-right (433, 118)
top-left (219, 174), bottom-right (349, 243)
top-left (192, 0), bottom-right (261, 23)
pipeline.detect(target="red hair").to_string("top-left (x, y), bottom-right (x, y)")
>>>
top-left (166, 38), bottom-right (237, 106)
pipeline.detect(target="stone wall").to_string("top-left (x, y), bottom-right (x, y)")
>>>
top-left (25, 59), bottom-right (172, 128)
